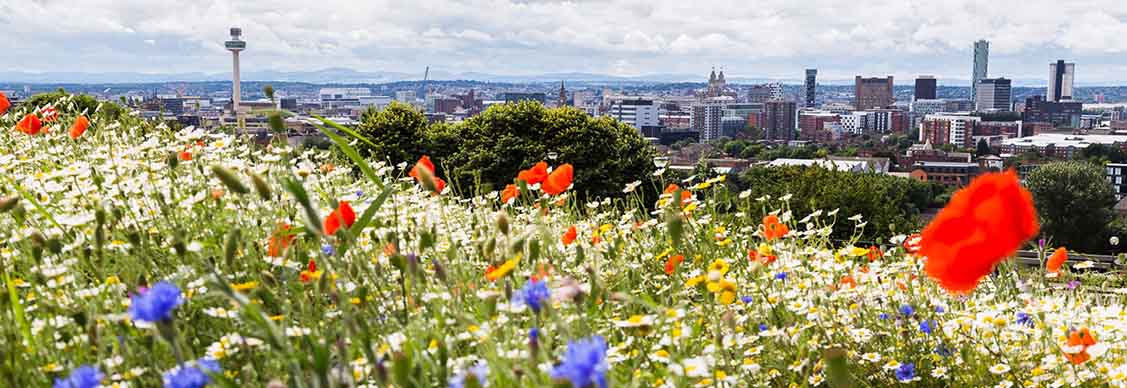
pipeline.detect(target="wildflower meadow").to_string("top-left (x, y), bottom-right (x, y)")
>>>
top-left (4, 92), bottom-right (1127, 388)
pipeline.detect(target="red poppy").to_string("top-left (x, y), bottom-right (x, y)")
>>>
top-left (762, 214), bottom-right (789, 240)
top-left (664, 254), bottom-right (684, 275)
top-left (866, 246), bottom-right (883, 262)
top-left (920, 171), bottom-right (1039, 294)
top-left (903, 233), bottom-right (922, 254)
top-left (0, 91), bottom-right (9, 115)
top-left (501, 184), bottom-right (519, 204)
top-left (69, 115), bottom-right (90, 139)
top-left (40, 106), bottom-right (58, 123)
top-left (840, 275), bottom-right (857, 289)
top-left (562, 225), bottom-right (577, 246)
top-left (16, 113), bottom-right (42, 135)
top-left (299, 259), bottom-right (322, 283)
top-left (178, 149), bottom-right (192, 161)
top-left (1047, 247), bottom-right (1068, 274)
top-left (541, 164), bottom-right (573, 196)
top-left (323, 201), bottom-right (357, 236)
top-left (409, 155), bottom-right (446, 194)
top-left (516, 161), bottom-right (549, 185)
top-left (267, 222), bottom-right (296, 257)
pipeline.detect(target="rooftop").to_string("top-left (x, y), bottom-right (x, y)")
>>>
top-left (1000, 133), bottom-right (1127, 148)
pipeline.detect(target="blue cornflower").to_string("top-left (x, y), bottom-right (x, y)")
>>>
top-left (758, 324), bottom-right (769, 332)
top-left (515, 279), bottom-right (551, 313)
top-left (53, 365), bottom-right (103, 388)
top-left (774, 272), bottom-right (787, 281)
top-left (530, 327), bottom-right (540, 342)
top-left (878, 313), bottom-right (890, 320)
top-left (740, 296), bottom-right (754, 304)
top-left (935, 344), bottom-right (952, 357)
top-left (356, 190), bottom-right (364, 197)
top-left (449, 361), bottom-right (489, 388)
top-left (163, 358), bottom-right (220, 388)
top-left (129, 281), bottom-right (183, 323)
top-left (895, 362), bottom-right (915, 382)
top-left (321, 244), bottom-right (335, 256)
top-left (550, 336), bottom-right (609, 388)
top-left (899, 304), bottom-right (915, 317)
top-left (919, 320), bottom-right (934, 334)
top-left (1016, 312), bottom-right (1034, 327)
top-left (935, 306), bottom-right (945, 313)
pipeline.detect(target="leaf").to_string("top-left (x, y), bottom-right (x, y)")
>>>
top-left (311, 116), bottom-right (384, 189)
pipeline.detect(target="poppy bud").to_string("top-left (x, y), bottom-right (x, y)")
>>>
top-left (0, 196), bottom-right (19, 212)
top-left (210, 165), bottom-right (250, 195)
top-left (167, 151), bottom-right (179, 170)
top-left (496, 212), bottom-right (510, 235)
top-left (431, 259), bottom-right (447, 283)
top-left (225, 229), bottom-right (241, 267)
top-left (267, 112), bottom-right (285, 133)
top-left (250, 172), bottom-right (272, 201)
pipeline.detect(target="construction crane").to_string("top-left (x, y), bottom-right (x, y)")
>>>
top-left (422, 66), bottom-right (430, 100)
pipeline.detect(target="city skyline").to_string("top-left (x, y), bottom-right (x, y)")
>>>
top-left (4, 0), bottom-right (1127, 84)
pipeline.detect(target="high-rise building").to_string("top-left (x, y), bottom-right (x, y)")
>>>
top-left (972, 40), bottom-right (989, 103)
top-left (609, 98), bottom-right (660, 130)
top-left (748, 83), bottom-right (783, 103)
top-left (804, 69), bottom-right (817, 108)
top-left (922, 114), bottom-right (980, 148)
top-left (1021, 95), bottom-right (1082, 128)
top-left (974, 78), bottom-right (1012, 111)
top-left (759, 101), bottom-right (797, 141)
top-left (692, 101), bottom-right (725, 142)
top-left (854, 76), bottom-right (894, 110)
top-left (1048, 60), bottom-right (1076, 102)
top-left (914, 76), bottom-right (937, 101)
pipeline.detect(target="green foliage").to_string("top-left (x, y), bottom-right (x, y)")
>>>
top-left (354, 101), bottom-right (429, 165)
top-left (437, 101), bottom-right (657, 199)
top-left (732, 166), bottom-right (938, 241)
top-left (23, 91), bottom-right (126, 119)
top-left (1026, 161), bottom-right (1117, 253)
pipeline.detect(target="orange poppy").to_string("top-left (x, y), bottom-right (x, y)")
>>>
top-left (1064, 327), bottom-right (1098, 365)
top-left (762, 214), bottom-right (789, 240)
top-left (866, 246), bottom-right (883, 262)
top-left (541, 164), bottom-right (573, 196)
top-left (501, 184), bottom-right (519, 204)
top-left (69, 115), bottom-right (90, 139)
top-left (178, 149), bottom-right (192, 161)
top-left (409, 155), bottom-right (446, 194)
top-left (903, 233), bottom-right (922, 254)
top-left (516, 161), bottom-right (549, 185)
top-left (840, 275), bottom-right (857, 289)
top-left (299, 259), bottom-right (322, 283)
top-left (920, 171), bottom-right (1039, 293)
top-left (1047, 247), bottom-right (1068, 274)
top-left (562, 225), bottom-right (577, 246)
top-left (16, 113), bottom-right (42, 135)
top-left (267, 222), bottom-right (296, 257)
top-left (664, 254), bottom-right (684, 275)
top-left (0, 91), bottom-right (9, 115)
top-left (323, 201), bottom-right (357, 236)
top-left (663, 184), bottom-right (693, 206)
top-left (210, 189), bottom-right (224, 201)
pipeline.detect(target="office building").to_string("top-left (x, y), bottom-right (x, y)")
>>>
top-left (798, 110), bottom-right (840, 141)
top-left (395, 90), bottom-right (416, 103)
top-left (911, 161), bottom-right (981, 187)
top-left (1048, 60), bottom-right (1076, 102)
top-left (974, 78), bottom-right (1011, 111)
top-left (279, 97), bottom-right (298, 111)
top-left (854, 76), bottom-right (894, 110)
top-left (804, 69), bottom-right (817, 108)
top-left (1107, 164), bottom-right (1127, 201)
top-left (500, 93), bottom-right (547, 104)
top-left (914, 76), bottom-right (937, 100)
top-left (1001, 133), bottom-right (1127, 158)
top-left (608, 99), bottom-right (660, 130)
top-left (759, 101), bottom-right (797, 141)
top-left (1021, 96), bottom-right (1082, 128)
top-left (319, 88), bottom-right (372, 109)
top-left (972, 40), bottom-right (989, 103)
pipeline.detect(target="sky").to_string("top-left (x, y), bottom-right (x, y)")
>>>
top-left (4, 0), bottom-right (1127, 84)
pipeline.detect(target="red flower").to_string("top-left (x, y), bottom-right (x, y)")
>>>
top-left (267, 222), bottom-right (296, 257)
top-left (323, 201), bottom-right (357, 236)
top-left (1047, 247), bottom-right (1068, 274)
top-left (903, 233), bottom-right (922, 254)
top-left (663, 184), bottom-right (693, 206)
top-left (664, 254), bottom-right (684, 275)
top-left (840, 275), bottom-right (857, 289)
top-left (39, 106), bottom-right (58, 123)
top-left (1064, 327), bottom-right (1098, 365)
top-left (562, 225), bottom-right (577, 246)
top-left (920, 171), bottom-right (1039, 294)
top-left (69, 115), bottom-right (90, 139)
top-left (866, 246), bottom-right (883, 262)
top-left (299, 259), bottom-right (322, 283)
top-left (409, 155), bottom-right (446, 194)
top-left (16, 113), bottom-right (42, 135)
top-left (762, 214), bottom-right (789, 240)
top-left (501, 184), bottom-right (519, 204)
top-left (0, 91), bottom-right (9, 115)
top-left (517, 161), bottom-right (549, 185)
top-left (178, 149), bottom-right (192, 161)
top-left (541, 164), bottom-right (573, 196)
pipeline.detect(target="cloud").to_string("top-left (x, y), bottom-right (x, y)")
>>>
top-left (2, 0), bottom-right (1126, 82)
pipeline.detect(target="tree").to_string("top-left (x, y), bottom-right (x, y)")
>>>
top-left (354, 101), bottom-right (429, 165)
top-left (436, 101), bottom-right (657, 199)
top-left (1026, 161), bottom-right (1117, 253)
top-left (23, 91), bottom-right (126, 119)
top-left (976, 139), bottom-right (991, 157)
